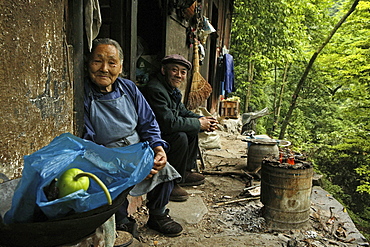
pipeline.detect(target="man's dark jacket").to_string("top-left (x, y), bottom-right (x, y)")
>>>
top-left (141, 73), bottom-right (201, 136)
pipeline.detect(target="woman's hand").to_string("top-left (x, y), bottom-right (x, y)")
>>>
top-left (145, 145), bottom-right (167, 179)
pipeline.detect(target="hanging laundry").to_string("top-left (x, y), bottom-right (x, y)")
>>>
top-left (224, 53), bottom-right (235, 97)
top-left (85, 0), bottom-right (102, 51)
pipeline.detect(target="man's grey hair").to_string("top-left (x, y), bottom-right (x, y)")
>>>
top-left (90, 38), bottom-right (124, 65)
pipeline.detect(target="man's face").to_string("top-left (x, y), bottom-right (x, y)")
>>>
top-left (162, 63), bottom-right (188, 89)
top-left (88, 44), bottom-right (123, 93)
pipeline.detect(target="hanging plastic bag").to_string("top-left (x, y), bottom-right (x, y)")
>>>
top-left (199, 16), bottom-right (216, 44)
top-left (4, 133), bottom-right (153, 224)
top-left (202, 16), bottom-right (216, 35)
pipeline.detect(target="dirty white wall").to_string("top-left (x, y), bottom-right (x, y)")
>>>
top-left (0, 1), bottom-right (74, 179)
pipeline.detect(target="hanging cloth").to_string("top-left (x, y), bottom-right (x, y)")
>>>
top-left (224, 53), bottom-right (235, 96)
top-left (85, 0), bottom-right (102, 51)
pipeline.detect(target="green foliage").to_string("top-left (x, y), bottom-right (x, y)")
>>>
top-left (311, 135), bottom-right (370, 220)
top-left (231, 0), bottom-right (370, 236)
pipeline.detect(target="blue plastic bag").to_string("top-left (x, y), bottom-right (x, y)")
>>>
top-left (4, 133), bottom-right (153, 224)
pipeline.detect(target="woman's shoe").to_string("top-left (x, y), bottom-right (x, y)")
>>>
top-left (116, 217), bottom-right (139, 239)
top-left (114, 231), bottom-right (133, 247)
top-left (146, 209), bottom-right (183, 237)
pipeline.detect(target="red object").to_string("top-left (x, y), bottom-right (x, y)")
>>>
top-left (287, 157), bottom-right (295, 165)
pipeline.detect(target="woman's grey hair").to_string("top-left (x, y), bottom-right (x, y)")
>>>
top-left (90, 38), bottom-right (124, 65)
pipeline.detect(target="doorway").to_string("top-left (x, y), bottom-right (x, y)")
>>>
top-left (136, 0), bottom-right (165, 84)
top-left (97, 0), bottom-right (165, 83)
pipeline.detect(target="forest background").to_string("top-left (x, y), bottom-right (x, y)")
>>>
top-left (229, 0), bottom-right (370, 238)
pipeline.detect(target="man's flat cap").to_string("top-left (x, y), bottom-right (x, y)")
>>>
top-left (161, 54), bottom-right (192, 70)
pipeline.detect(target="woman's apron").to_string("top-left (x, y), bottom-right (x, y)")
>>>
top-left (89, 83), bottom-right (180, 197)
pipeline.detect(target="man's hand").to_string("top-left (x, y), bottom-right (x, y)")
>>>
top-left (199, 116), bottom-right (218, 132)
top-left (145, 145), bottom-right (167, 179)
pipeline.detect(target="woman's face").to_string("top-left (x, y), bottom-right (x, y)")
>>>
top-left (88, 44), bottom-right (123, 93)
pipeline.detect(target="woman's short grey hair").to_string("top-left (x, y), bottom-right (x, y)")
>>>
top-left (90, 38), bottom-right (124, 65)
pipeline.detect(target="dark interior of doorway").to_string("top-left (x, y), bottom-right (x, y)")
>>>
top-left (136, 0), bottom-right (165, 84)
top-left (95, 0), bottom-right (164, 83)
top-left (137, 0), bottom-right (164, 57)
top-left (207, 3), bottom-right (220, 112)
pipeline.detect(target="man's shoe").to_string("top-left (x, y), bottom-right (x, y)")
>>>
top-left (169, 183), bottom-right (189, 202)
top-left (180, 172), bottom-right (205, 186)
top-left (147, 209), bottom-right (183, 237)
top-left (116, 217), bottom-right (139, 239)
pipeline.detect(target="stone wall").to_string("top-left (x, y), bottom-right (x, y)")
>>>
top-left (0, 0), bottom-right (74, 179)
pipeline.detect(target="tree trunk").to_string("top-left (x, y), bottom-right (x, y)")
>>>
top-left (279, 0), bottom-right (360, 140)
top-left (272, 64), bottom-right (278, 131)
top-left (273, 62), bottom-right (290, 132)
top-left (244, 60), bottom-right (254, 112)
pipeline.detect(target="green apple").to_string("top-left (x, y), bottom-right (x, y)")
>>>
top-left (57, 168), bottom-right (90, 198)
top-left (56, 168), bottom-right (112, 205)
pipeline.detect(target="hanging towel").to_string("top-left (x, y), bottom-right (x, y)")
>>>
top-left (85, 0), bottom-right (102, 51)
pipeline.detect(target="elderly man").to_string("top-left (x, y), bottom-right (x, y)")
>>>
top-left (83, 38), bottom-right (183, 238)
top-left (141, 54), bottom-right (218, 202)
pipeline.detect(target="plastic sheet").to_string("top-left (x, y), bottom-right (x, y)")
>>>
top-left (4, 133), bottom-right (153, 224)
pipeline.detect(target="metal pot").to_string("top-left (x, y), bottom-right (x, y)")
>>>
top-left (243, 136), bottom-right (291, 172)
top-left (0, 186), bottom-right (132, 247)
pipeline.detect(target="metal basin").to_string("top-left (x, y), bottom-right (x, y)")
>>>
top-left (0, 185), bottom-right (131, 247)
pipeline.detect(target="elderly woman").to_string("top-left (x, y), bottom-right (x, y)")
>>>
top-left (83, 38), bottom-right (182, 238)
